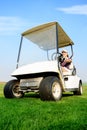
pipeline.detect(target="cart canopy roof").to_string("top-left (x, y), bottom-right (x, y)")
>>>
top-left (22, 22), bottom-right (74, 50)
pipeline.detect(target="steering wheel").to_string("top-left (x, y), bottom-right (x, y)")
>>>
top-left (51, 52), bottom-right (57, 60)
top-left (51, 52), bottom-right (65, 63)
top-left (51, 52), bottom-right (62, 60)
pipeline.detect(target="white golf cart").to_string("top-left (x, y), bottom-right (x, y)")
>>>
top-left (4, 22), bottom-right (82, 101)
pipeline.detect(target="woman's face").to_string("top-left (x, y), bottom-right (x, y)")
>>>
top-left (62, 52), bottom-right (68, 58)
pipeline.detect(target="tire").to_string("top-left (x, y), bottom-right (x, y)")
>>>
top-left (39, 76), bottom-right (62, 101)
top-left (73, 82), bottom-right (82, 95)
top-left (4, 79), bottom-right (24, 98)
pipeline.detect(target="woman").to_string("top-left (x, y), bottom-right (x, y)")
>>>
top-left (61, 50), bottom-right (72, 72)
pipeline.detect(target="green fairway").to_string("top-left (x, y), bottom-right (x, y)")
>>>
top-left (0, 83), bottom-right (87, 130)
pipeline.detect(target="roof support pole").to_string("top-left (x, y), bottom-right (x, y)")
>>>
top-left (56, 22), bottom-right (65, 90)
top-left (16, 36), bottom-right (23, 69)
top-left (55, 22), bottom-right (59, 68)
top-left (70, 45), bottom-right (74, 59)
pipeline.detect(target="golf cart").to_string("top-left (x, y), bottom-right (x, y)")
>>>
top-left (4, 22), bottom-right (82, 101)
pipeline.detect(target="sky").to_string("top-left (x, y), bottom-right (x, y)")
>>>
top-left (0, 0), bottom-right (87, 82)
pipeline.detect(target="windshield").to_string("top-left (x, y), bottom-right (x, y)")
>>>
top-left (17, 37), bottom-right (56, 67)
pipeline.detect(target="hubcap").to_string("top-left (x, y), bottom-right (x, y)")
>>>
top-left (52, 82), bottom-right (61, 99)
top-left (12, 83), bottom-right (21, 97)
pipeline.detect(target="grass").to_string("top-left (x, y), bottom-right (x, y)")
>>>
top-left (0, 83), bottom-right (87, 130)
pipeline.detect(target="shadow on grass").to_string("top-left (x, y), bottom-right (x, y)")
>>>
top-left (25, 93), bottom-right (40, 98)
top-left (24, 92), bottom-right (74, 99)
top-left (63, 93), bottom-right (73, 97)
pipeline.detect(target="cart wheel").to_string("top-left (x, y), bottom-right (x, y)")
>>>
top-left (4, 79), bottom-right (24, 98)
top-left (73, 81), bottom-right (82, 95)
top-left (39, 76), bottom-right (62, 101)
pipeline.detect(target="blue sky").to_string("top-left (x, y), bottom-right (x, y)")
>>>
top-left (0, 0), bottom-right (87, 82)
